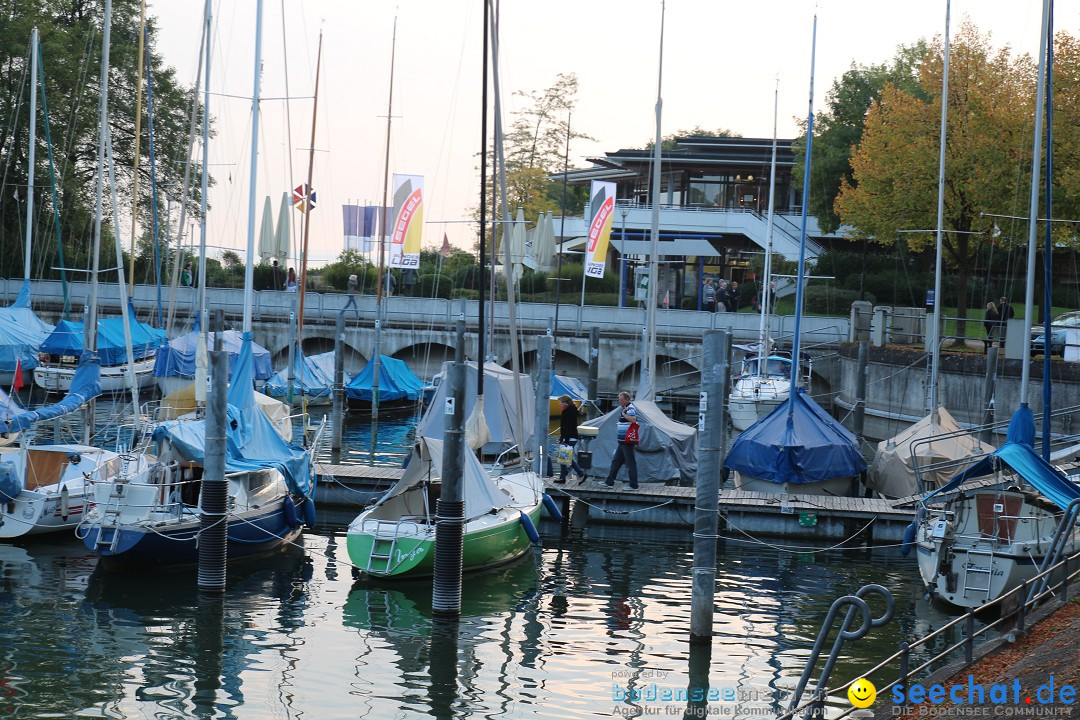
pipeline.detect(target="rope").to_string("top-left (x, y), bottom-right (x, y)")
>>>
top-left (722, 514), bottom-right (877, 554)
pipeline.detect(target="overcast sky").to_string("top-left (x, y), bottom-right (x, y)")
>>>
top-left (145, 0), bottom-right (1057, 267)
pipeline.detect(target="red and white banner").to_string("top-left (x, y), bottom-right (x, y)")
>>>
top-left (584, 180), bottom-right (616, 278)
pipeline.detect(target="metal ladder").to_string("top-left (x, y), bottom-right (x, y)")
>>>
top-left (93, 482), bottom-right (127, 553)
top-left (962, 546), bottom-right (995, 598)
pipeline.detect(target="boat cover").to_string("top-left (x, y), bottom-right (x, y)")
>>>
top-left (265, 351), bottom-right (349, 400)
top-left (0, 359), bottom-right (102, 434)
top-left (0, 281), bottom-right (54, 371)
top-left (374, 437), bottom-right (507, 518)
top-left (417, 361), bottom-right (534, 455)
top-left (551, 373), bottom-right (588, 401)
top-left (922, 406), bottom-right (1080, 511)
top-left (152, 329), bottom-right (272, 382)
top-left (152, 333), bottom-right (311, 498)
top-left (723, 387), bottom-right (866, 484)
top-left (40, 315), bottom-right (166, 366)
top-left (344, 355), bottom-right (423, 403)
top-left (868, 407), bottom-right (992, 497)
top-left (582, 399), bottom-right (697, 484)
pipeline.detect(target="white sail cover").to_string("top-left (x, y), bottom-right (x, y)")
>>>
top-left (582, 399), bottom-right (697, 484)
top-left (418, 361), bottom-right (534, 456)
top-left (375, 437), bottom-right (507, 517)
top-left (868, 407), bottom-right (992, 498)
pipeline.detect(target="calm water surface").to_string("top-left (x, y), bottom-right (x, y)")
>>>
top-left (1, 398), bottom-right (969, 719)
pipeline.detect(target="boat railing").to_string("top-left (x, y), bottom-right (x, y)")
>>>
top-left (359, 516), bottom-right (424, 538)
top-left (779, 546), bottom-right (1080, 720)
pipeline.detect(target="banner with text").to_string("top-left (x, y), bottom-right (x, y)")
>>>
top-left (389, 174), bottom-right (424, 269)
top-left (585, 180), bottom-right (616, 278)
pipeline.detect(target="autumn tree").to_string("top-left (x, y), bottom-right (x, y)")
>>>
top-left (835, 23), bottom-right (1036, 339)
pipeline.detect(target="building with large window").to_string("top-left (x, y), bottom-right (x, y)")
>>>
top-left (554, 135), bottom-right (845, 309)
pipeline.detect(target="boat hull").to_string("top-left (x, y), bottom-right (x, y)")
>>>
top-left (82, 504), bottom-right (303, 571)
top-left (732, 471), bottom-right (856, 497)
top-left (36, 356), bottom-right (156, 394)
top-left (346, 504), bottom-right (542, 579)
top-left (729, 376), bottom-right (791, 431)
top-left (0, 485), bottom-right (89, 538)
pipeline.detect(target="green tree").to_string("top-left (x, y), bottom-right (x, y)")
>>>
top-left (0, 1), bottom-right (208, 284)
top-left (835, 24), bottom-right (1035, 340)
top-left (792, 42), bottom-right (926, 234)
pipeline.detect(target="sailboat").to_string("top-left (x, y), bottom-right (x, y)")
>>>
top-left (33, 312), bottom-right (165, 393)
top-left (867, 2), bottom-right (989, 498)
top-left (79, 0), bottom-right (318, 570)
top-left (723, 14), bottom-right (867, 496)
top-left (729, 81), bottom-right (795, 432)
top-left (0, 11), bottom-right (149, 541)
top-left (346, 1), bottom-right (545, 579)
top-left (912, 0), bottom-right (1080, 611)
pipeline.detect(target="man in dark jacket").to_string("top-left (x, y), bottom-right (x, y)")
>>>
top-left (556, 395), bottom-right (586, 483)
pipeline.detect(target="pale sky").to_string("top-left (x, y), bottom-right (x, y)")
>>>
top-left (145, 0), bottom-right (1057, 268)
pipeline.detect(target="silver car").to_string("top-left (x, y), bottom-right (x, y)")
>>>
top-left (1031, 310), bottom-right (1080, 356)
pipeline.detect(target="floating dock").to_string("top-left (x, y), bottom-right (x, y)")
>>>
top-left (314, 464), bottom-right (919, 542)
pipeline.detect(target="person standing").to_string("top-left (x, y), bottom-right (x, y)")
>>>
top-left (180, 261), bottom-right (193, 288)
top-left (983, 301), bottom-right (999, 353)
top-left (342, 273), bottom-right (359, 316)
top-left (998, 296), bottom-right (1014, 348)
top-left (605, 391), bottom-right (638, 490)
top-left (729, 281), bottom-right (741, 312)
top-left (285, 267), bottom-right (298, 292)
top-left (271, 259), bottom-right (281, 290)
top-left (702, 278), bottom-right (716, 312)
top-left (555, 394), bottom-right (586, 484)
top-left (715, 280), bottom-right (729, 312)
top-left (384, 269), bottom-right (396, 297)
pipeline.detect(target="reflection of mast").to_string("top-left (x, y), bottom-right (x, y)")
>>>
top-left (371, 18), bottom-right (399, 421)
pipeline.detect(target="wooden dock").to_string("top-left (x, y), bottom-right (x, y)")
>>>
top-left (314, 463), bottom-right (920, 542)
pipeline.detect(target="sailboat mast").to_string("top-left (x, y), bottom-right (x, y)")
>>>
top-left (88, 1), bottom-right (113, 354)
top-left (198, 0), bottom-right (211, 326)
top-left (371, 16), bottom-right (398, 420)
top-left (641, 0), bottom-right (666, 402)
top-left (128, 0), bottom-right (146, 289)
top-left (478, 0), bottom-right (488, 393)
top-left (24, 27), bottom-right (38, 283)
top-left (242, 0), bottom-right (265, 335)
top-left (297, 30), bottom-right (324, 340)
top-left (928, 0), bottom-right (951, 415)
top-left (1043, 1), bottom-right (1055, 460)
top-left (786, 14), bottom-right (818, 412)
top-left (757, 78), bottom-right (779, 368)
top-left (1020, 0), bottom-right (1051, 406)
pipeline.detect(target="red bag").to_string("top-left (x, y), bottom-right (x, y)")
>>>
top-left (624, 422), bottom-right (640, 445)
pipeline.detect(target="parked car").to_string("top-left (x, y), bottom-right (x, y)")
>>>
top-left (1031, 310), bottom-right (1080, 356)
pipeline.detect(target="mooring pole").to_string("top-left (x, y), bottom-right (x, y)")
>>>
top-left (535, 334), bottom-right (553, 476)
top-left (331, 313), bottom-right (345, 453)
top-left (853, 339), bottom-right (869, 442)
top-left (433, 319), bottom-right (467, 616)
top-left (690, 329), bottom-right (728, 643)
top-left (198, 328), bottom-right (228, 592)
top-left (286, 310), bottom-right (297, 407)
top-left (586, 326), bottom-right (600, 419)
top-left (980, 346), bottom-right (999, 445)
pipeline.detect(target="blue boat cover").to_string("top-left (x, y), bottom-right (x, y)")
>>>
top-left (152, 333), bottom-right (312, 498)
top-left (40, 315), bottom-right (166, 367)
top-left (0, 359), bottom-right (102, 434)
top-left (723, 387), bottom-right (867, 484)
top-left (921, 406), bottom-right (1080, 511)
top-left (0, 280), bottom-right (55, 371)
top-left (344, 355), bottom-right (424, 403)
top-left (551, 373), bottom-right (588, 401)
top-left (152, 329), bottom-right (272, 381)
top-left (264, 351), bottom-right (348, 400)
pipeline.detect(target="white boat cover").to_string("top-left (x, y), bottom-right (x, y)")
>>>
top-left (375, 437), bottom-right (508, 518)
top-left (868, 406), bottom-right (992, 498)
top-left (581, 399), bottom-right (697, 484)
top-left (418, 362), bottom-right (534, 456)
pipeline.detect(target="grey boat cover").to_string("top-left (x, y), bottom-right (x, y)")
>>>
top-left (581, 400), bottom-right (697, 484)
top-left (375, 437), bottom-right (508, 518)
top-left (417, 361), bottom-right (535, 456)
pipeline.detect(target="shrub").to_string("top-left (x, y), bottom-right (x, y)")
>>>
top-left (803, 286), bottom-right (875, 315)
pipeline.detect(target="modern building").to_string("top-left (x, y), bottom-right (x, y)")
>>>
top-left (553, 135), bottom-right (845, 309)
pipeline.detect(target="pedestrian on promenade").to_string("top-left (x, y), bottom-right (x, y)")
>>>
top-left (702, 278), bottom-right (716, 312)
top-left (983, 301), bottom-right (999, 353)
top-left (342, 273), bottom-right (359, 316)
top-left (605, 391), bottom-right (639, 490)
top-left (384, 269), bottom-right (396, 297)
top-left (180, 261), bottom-right (192, 287)
top-left (555, 394), bottom-right (586, 484)
top-left (716, 280), bottom-right (729, 312)
top-left (729, 281), bottom-right (741, 312)
top-left (285, 267), bottom-right (298, 292)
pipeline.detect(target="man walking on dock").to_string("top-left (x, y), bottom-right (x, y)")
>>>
top-left (605, 391), bottom-right (639, 490)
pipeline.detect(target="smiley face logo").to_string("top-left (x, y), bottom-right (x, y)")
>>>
top-left (848, 678), bottom-right (876, 708)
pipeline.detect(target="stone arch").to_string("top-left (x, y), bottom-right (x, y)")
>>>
top-left (552, 348), bottom-right (588, 379)
top-left (656, 354), bottom-right (700, 395)
top-left (392, 342), bottom-right (455, 381)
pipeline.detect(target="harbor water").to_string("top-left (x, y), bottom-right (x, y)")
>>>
top-left (1, 397), bottom-right (973, 719)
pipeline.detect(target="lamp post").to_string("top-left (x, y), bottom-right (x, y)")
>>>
top-left (619, 207), bottom-right (629, 308)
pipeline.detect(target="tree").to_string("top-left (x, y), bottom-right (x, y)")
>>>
top-left (834, 23), bottom-right (1036, 340)
top-left (0, 1), bottom-right (208, 283)
top-left (792, 43), bottom-right (926, 234)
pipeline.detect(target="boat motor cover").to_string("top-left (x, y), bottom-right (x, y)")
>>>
top-left (152, 333), bottom-right (312, 498)
top-left (723, 387), bottom-right (867, 484)
top-left (344, 355), bottom-right (424, 403)
top-left (153, 329), bottom-right (272, 382)
top-left (265, 350), bottom-right (349, 400)
top-left (0, 280), bottom-right (54, 372)
top-left (0, 359), bottom-right (102, 434)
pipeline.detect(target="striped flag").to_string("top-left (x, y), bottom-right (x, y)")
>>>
top-left (343, 205), bottom-right (390, 253)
